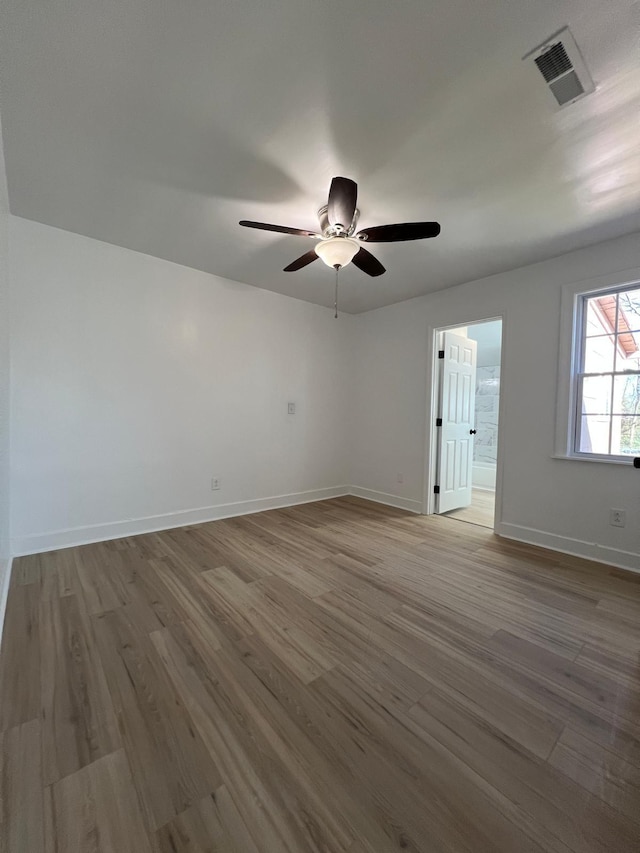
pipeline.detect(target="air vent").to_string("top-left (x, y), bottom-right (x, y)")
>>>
top-left (524, 26), bottom-right (595, 108)
top-left (534, 43), bottom-right (572, 83)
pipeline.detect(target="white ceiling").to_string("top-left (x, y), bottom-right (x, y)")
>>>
top-left (1, 0), bottom-right (639, 313)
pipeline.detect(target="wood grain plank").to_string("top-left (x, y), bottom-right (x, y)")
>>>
top-left (12, 548), bottom-right (79, 600)
top-left (9, 553), bottom-right (43, 586)
top-left (155, 787), bottom-right (261, 853)
top-left (549, 726), bottom-right (640, 823)
top-left (48, 750), bottom-right (153, 853)
top-left (92, 607), bottom-right (222, 830)
top-left (233, 631), bottom-right (454, 853)
top-left (150, 624), bottom-right (321, 853)
top-left (409, 687), bottom-right (640, 853)
top-left (310, 665), bottom-right (556, 853)
top-left (199, 565), bottom-right (260, 640)
top-left (0, 584), bottom-right (41, 730)
top-left (489, 629), bottom-right (640, 725)
top-left (0, 719), bottom-right (45, 853)
top-left (73, 543), bottom-right (129, 615)
top-left (147, 556), bottom-right (224, 651)
top-left (40, 594), bottom-right (120, 785)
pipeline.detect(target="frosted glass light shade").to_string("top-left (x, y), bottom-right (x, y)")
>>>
top-left (314, 237), bottom-right (360, 268)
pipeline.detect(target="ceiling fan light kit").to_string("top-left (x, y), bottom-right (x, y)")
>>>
top-left (315, 236), bottom-right (360, 269)
top-left (239, 176), bottom-right (440, 314)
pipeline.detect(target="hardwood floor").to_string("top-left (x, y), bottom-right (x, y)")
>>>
top-left (442, 487), bottom-right (495, 528)
top-left (1, 496), bottom-right (640, 852)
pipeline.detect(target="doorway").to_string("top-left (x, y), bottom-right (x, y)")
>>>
top-left (428, 318), bottom-right (503, 530)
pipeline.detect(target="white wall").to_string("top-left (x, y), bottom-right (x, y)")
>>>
top-left (350, 231), bottom-right (640, 571)
top-left (468, 320), bottom-right (501, 368)
top-left (349, 301), bottom-right (430, 513)
top-left (0, 112), bottom-right (11, 622)
top-left (10, 218), bottom-right (352, 553)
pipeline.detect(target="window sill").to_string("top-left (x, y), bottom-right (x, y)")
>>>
top-left (552, 453), bottom-right (636, 466)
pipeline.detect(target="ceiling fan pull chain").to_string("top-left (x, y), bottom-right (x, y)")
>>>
top-left (334, 266), bottom-right (339, 319)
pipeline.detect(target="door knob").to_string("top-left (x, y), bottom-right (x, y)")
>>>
top-left (469, 429), bottom-right (477, 435)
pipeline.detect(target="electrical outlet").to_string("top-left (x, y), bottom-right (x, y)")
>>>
top-left (397, 473), bottom-right (404, 484)
top-left (211, 477), bottom-right (221, 491)
top-left (288, 402), bottom-right (296, 415)
top-left (609, 508), bottom-right (626, 528)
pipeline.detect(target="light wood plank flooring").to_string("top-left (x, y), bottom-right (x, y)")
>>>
top-left (1, 496), bottom-right (640, 852)
top-left (442, 487), bottom-right (495, 528)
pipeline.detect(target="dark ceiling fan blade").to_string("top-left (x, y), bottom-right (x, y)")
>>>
top-left (239, 220), bottom-right (320, 238)
top-left (352, 247), bottom-right (386, 277)
top-left (327, 177), bottom-right (358, 229)
top-left (356, 222), bottom-right (441, 242)
top-left (283, 250), bottom-right (320, 272)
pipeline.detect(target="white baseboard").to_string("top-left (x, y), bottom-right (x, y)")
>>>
top-left (0, 557), bottom-right (13, 650)
top-left (11, 486), bottom-right (350, 556)
top-left (496, 522), bottom-right (640, 575)
top-left (11, 489), bottom-right (637, 578)
top-left (348, 486), bottom-right (422, 514)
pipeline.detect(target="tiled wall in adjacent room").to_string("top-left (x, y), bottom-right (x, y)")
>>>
top-left (474, 365), bottom-right (500, 464)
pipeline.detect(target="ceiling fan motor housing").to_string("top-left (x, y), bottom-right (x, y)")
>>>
top-left (317, 204), bottom-right (360, 237)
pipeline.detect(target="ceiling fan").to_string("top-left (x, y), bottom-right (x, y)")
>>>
top-left (239, 176), bottom-right (441, 277)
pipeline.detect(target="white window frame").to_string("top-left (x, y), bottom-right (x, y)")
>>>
top-left (555, 269), bottom-right (640, 465)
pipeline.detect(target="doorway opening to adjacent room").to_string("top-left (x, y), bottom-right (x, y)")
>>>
top-left (426, 317), bottom-right (504, 530)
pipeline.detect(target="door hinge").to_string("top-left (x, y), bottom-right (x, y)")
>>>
top-left (438, 350), bottom-right (445, 359)
top-left (433, 485), bottom-right (440, 494)
top-left (436, 417), bottom-right (442, 427)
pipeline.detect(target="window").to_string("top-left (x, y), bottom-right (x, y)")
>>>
top-left (573, 283), bottom-right (640, 459)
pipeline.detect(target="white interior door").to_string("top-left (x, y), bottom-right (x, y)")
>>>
top-left (436, 331), bottom-right (477, 514)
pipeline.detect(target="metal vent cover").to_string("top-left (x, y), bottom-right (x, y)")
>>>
top-left (534, 42), bottom-right (572, 83)
top-left (549, 71), bottom-right (585, 104)
top-left (524, 26), bottom-right (595, 108)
